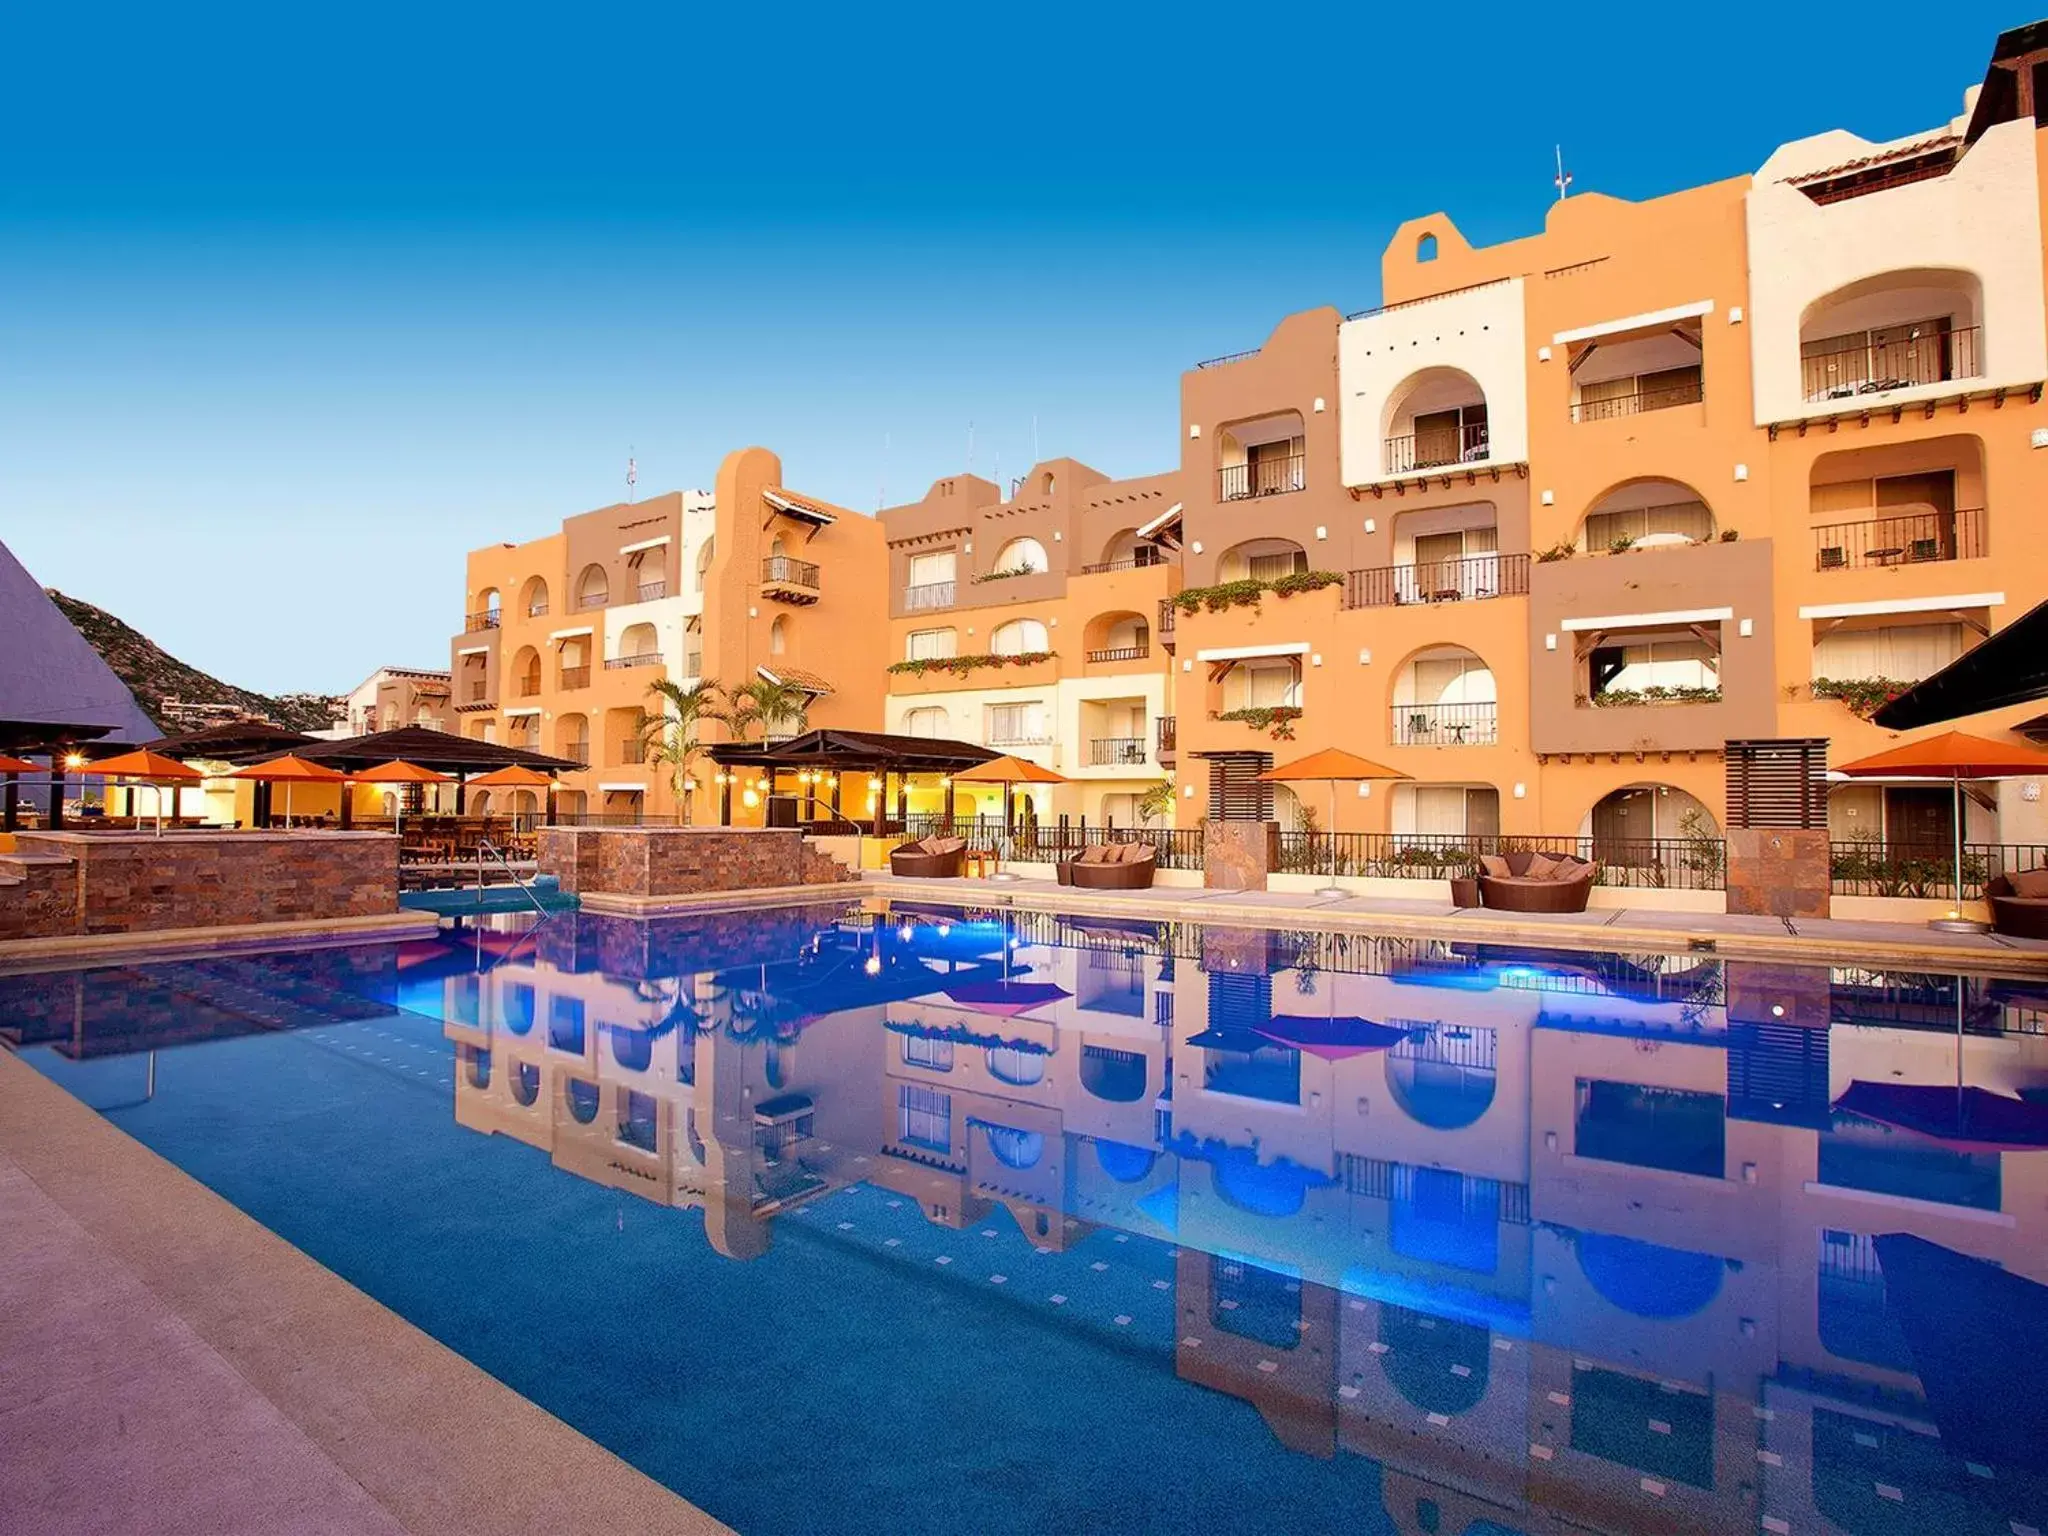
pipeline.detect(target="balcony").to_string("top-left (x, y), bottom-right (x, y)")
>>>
top-left (1570, 369), bottom-right (1704, 423)
top-left (1085, 645), bottom-right (1149, 664)
top-left (1385, 422), bottom-right (1488, 476)
top-left (904, 580), bottom-right (955, 612)
top-left (1814, 508), bottom-right (1986, 572)
top-left (1802, 323), bottom-right (1981, 404)
top-left (465, 680), bottom-right (490, 703)
top-left (465, 609), bottom-right (501, 633)
top-left (515, 676), bottom-right (541, 698)
top-left (1156, 715), bottom-right (1176, 765)
top-left (636, 580), bottom-right (667, 602)
top-left (1079, 549), bottom-right (1165, 575)
top-left (1218, 454), bottom-right (1305, 502)
top-left (526, 603), bottom-right (549, 619)
top-left (1344, 553), bottom-right (1529, 609)
top-left (989, 735), bottom-right (1054, 750)
top-left (1158, 599), bottom-right (1176, 652)
top-left (1088, 737), bottom-right (1148, 767)
top-left (604, 653), bottom-right (663, 670)
top-left (575, 594), bottom-right (608, 613)
top-left (616, 741), bottom-right (647, 766)
top-left (559, 747), bottom-right (590, 768)
top-left (761, 556), bottom-right (821, 605)
top-left (1389, 701), bottom-right (1497, 746)
top-left (558, 666), bottom-right (591, 690)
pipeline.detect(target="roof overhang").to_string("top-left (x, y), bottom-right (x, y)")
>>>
top-left (1194, 642), bottom-right (1310, 662)
top-left (1799, 593), bottom-right (2002, 622)
top-left (764, 489), bottom-right (837, 526)
top-left (619, 535), bottom-right (671, 555)
top-left (1136, 502), bottom-right (1184, 541)
top-left (548, 626), bottom-right (595, 640)
top-left (1553, 300), bottom-right (1714, 347)
top-left (1561, 607), bottom-right (1732, 632)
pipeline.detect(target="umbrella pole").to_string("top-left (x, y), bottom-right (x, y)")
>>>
top-left (1953, 777), bottom-right (1965, 910)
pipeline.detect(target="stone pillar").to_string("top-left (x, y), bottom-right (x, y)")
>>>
top-left (1203, 820), bottom-right (1276, 891)
top-left (1724, 827), bottom-right (1830, 919)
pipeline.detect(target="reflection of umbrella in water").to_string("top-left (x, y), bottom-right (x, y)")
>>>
top-left (1255, 1013), bottom-right (1417, 1061)
top-left (939, 978), bottom-right (1070, 1018)
top-left (1834, 1080), bottom-right (2048, 1153)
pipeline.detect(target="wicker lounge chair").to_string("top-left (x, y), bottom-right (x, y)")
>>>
top-left (890, 835), bottom-right (967, 878)
top-left (1062, 843), bottom-right (1158, 891)
top-left (1988, 870), bottom-right (2048, 941)
top-left (1477, 850), bottom-right (1595, 913)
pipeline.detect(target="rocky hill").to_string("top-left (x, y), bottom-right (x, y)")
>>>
top-left (43, 589), bottom-right (338, 734)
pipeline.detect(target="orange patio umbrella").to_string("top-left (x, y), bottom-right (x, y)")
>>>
top-left (1262, 748), bottom-right (1412, 897)
top-left (92, 748), bottom-right (205, 835)
top-left (1835, 730), bottom-right (2048, 924)
top-left (464, 764), bottom-right (554, 789)
top-left (229, 754), bottom-right (346, 829)
top-left (953, 754), bottom-right (1067, 878)
top-left (352, 760), bottom-right (451, 840)
top-left (0, 753), bottom-right (40, 774)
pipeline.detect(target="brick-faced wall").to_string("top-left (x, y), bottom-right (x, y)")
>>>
top-left (541, 827), bottom-right (855, 900)
top-left (0, 832), bottom-right (398, 939)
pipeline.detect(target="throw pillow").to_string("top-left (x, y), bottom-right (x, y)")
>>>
top-left (2012, 867), bottom-right (2048, 899)
top-left (1078, 844), bottom-right (1114, 864)
top-left (1479, 854), bottom-right (1511, 880)
top-left (1523, 852), bottom-right (1564, 881)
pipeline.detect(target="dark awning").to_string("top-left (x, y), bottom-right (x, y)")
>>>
top-left (142, 720), bottom-right (319, 764)
top-left (704, 728), bottom-right (998, 776)
top-left (291, 724), bottom-right (582, 775)
top-left (1872, 597), bottom-right (2048, 730)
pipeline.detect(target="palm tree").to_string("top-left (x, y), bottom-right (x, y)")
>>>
top-left (724, 676), bottom-right (812, 744)
top-left (640, 677), bottom-right (724, 823)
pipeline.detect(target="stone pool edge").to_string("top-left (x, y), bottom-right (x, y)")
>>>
top-left (0, 1049), bottom-right (731, 1536)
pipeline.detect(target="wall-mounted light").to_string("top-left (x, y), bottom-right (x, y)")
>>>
top-left (1312, 396), bottom-right (1326, 413)
top-left (1739, 618), bottom-right (1754, 638)
top-left (1182, 659), bottom-right (1192, 672)
top-left (1311, 653), bottom-right (1323, 667)
top-left (1314, 525), bottom-right (1327, 540)
top-left (1363, 518), bottom-right (1376, 534)
top-left (1544, 634), bottom-right (1557, 651)
top-left (1188, 424), bottom-right (1201, 439)
top-left (1734, 463), bottom-right (1749, 482)
top-left (1513, 782), bottom-right (1526, 799)
top-left (1358, 648), bottom-right (1371, 665)
top-left (1537, 345), bottom-right (1552, 362)
top-left (1191, 540), bottom-right (1203, 555)
top-left (1540, 490), bottom-right (1554, 506)
top-left (1728, 306), bottom-right (1744, 324)
top-left (1051, 530), bottom-right (1061, 541)
top-left (1183, 784), bottom-right (1195, 798)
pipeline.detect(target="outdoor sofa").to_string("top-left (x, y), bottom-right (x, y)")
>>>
top-left (1476, 851), bottom-right (1596, 913)
top-left (1058, 842), bottom-right (1158, 891)
top-left (890, 835), bottom-right (967, 878)
top-left (1988, 869), bottom-right (2048, 941)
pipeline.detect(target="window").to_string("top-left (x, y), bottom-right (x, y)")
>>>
top-left (1811, 622), bottom-right (1963, 683)
top-left (987, 702), bottom-right (1050, 744)
top-left (902, 1036), bottom-right (954, 1071)
top-left (1575, 1081), bottom-right (1725, 1178)
top-left (694, 536), bottom-right (715, 593)
top-left (897, 1084), bottom-right (951, 1152)
top-left (1417, 232), bottom-right (1438, 261)
top-left (990, 619), bottom-right (1049, 656)
top-left (906, 628), bottom-right (957, 662)
top-left (1589, 636), bottom-right (1719, 697)
top-left (1583, 500), bottom-right (1713, 549)
top-left (903, 707), bottom-right (948, 738)
top-left (1222, 659), bottom-right (1301, 712)
top-left (769, 615), bottom-right (787, 655)
top-left (908, 551), bottom-right (956, 586)
top-left (991, 537), bottom-right (1049, 575)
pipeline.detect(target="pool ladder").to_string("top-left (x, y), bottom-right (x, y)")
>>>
top-left (475, 839), bottom-right (552, 918)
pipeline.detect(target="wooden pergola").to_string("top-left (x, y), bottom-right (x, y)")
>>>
top-left (291, 726), bottom-right (585, 825)
top-left (703, 729), bottom-right (999, 832)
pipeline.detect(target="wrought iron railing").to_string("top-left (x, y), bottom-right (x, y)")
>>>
top-left (604, 653), bottom-right (662, 669)
top-left (516, 677), bottom-right (541, 697)
top-left (1274, 831), bottom-right (1727, 890)
top-left (1829, 839), bottom-right (2047, 900)
top-left (575, 592), bottom-right (608, 611)
top-left (1218, 454), bottom-right (1305, 501)
top-left (1086, 645), bottom-right (1149, 664)
top-left (1157, 599), bottom-right (1176, 645)
top-left (1079, 550), bottom-right (1164, 574)
top-left (558, 666), bottom-right (591, 690)
top-left (1813, 507), bottom-right (1986, 571)
top-left (1345, 553), bottom-right (1528, 608)
top-left (465, 609), bottom-right (501, 632)
top-left (762, 555), bottom-right (821, 588)
top-left (1802, 324), bottom-right (1981, 403)
top-left (636, 580), bottom-right (668, 602)
top-left (1384, 423), bottom-right (1489, 474)
top-left (1389, 701), bottom-right (1498, 746)
top-left (1570, 373), bottom-right (1705, 422)
top-left (615, 741), bottom-right (647, 765)
top-left (1156, 716), bottom-right (1177, 757)
top-left (904, 581), bottom-right (955, 611)
top-left (1089, 737), bottom-right (1148, 766)
top-left (466, 681), bottom-right (489, 702)
top-left (526, 603), bottom-right (549, 618)
top-left (903, 813), bottom-right (1204, 869)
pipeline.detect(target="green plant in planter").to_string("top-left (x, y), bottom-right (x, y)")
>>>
top-left (1212, 705), bottom-right (1302, 740)
top-left (1171, 570), bottom-right (1344, 614)
top-left (1535, 542), bottom-right (1576, 563)
top-left (1588, 684), bottom-right (1723, 708)
top-left (1811, 676), bottom-right (1915, 719)
top-left (1608, 532), bottom-right (1637, 554)
top-left (972, 565), bottom-right (1038, 585)
top-left (885, 650), bottom-right (1056, 677)
top-left (1718, 528), bottom-right (1740, 542)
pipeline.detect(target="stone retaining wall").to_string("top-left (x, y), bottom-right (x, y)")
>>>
top-left (540, 827), bottom-right (855, 902)
top-left (0, 832), bottom-right (398, 940)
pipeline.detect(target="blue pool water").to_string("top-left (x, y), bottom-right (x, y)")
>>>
top-left (7, 900), bottom-right (2048, 1536)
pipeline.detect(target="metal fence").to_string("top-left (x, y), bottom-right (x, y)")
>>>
top-left (903, 813), bottom-right (1204, 870)
top-left (1829, 840), bottom-right (2048, 900)
top-left (1275, 831), bottom-right (1727, 890)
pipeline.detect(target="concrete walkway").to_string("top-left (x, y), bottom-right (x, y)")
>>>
top-left (867, 872), bottom-right (2048, 974)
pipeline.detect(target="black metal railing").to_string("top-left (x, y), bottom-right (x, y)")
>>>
top-left (516, 676), bottom-right (541, 697)
top-left (988, 735), bottom-right (1054, 750)
top-left (1344, 552), bottom-right (1528, 608)
top-left (1570, 373), bottom-right (1705, 422)
top-left (904, 813), bottom-right (1204, 869)
top-left (636, 580), bottom-right (667, 602)
top-left (1274, 831), bottom-right (1727, 890)
top-left (1194, 347), bottom-right (1261, 370)
top-left (465, 609), bottom-right (501, 632)
top-left (1802, 324), bottom-right (1981, 403)
top-left (1389, 701), bottom-right (1498, 746)
top-left (904, 580), bottom-right (955, 611)
top-left (762, 556), bottom-right (821, 589)
top-left (575, 592), bottom-right (608, 611)
top-left (1813, 507), bottom-right (1986, 571)
top-left (1079, 550), bottom-right (1164, 574)
top-left (1089, 737), bottom-right (1148, 766)
top-left (1830, 839), bottom-right (2048, 900)
top-left (1157, 716), bottom-right (1177, 756)
top-left (526, 603), bottom-right (549, 618)
top-left (1086, 645), bottom-right (1149, 664)
top-left (1157, 599), bottom-right (1176, 646)
top-left (604, 653), bottom-right (662, 670)
top-left (558, 666), bottom-right (591, 690)
top-left (1384, 422), bottom-right (1489, 474)
top-left (615, 741), bottom-right (647, 765)
top-left (1218, 454), bottom-right (1305, 502)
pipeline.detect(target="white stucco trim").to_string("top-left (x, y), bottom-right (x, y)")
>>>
top-left (597, 782), bottom-right (647, 794)
top-left (764, 489), bottom-right (836, 525)
top-left (1798, 593), bottom-right (2003, 621)
top-left (1194, 642), bottom-right (1311, 662)
top-left (547, 626), bottom-right (595, 640)
top-left (1552, 300), bottom-right (1714, 346)
top-left (502, 707), bottom-right (541, 718)
top-left (1560, 606), bottom-right (1733, 632)
top-left (619, 535), bottom-right (671, 555)
top-left (1135, 502), bottom-right (1183, 540)
top-left (456, 645), bottom-right (491, 656)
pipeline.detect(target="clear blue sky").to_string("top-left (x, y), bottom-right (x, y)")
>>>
top-left (0, 2), bottom-right (2025, 694)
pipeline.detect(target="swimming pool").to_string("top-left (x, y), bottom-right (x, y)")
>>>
top-left (6, 899), bottom-right (2048, 1535)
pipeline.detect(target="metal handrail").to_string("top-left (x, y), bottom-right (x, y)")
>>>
top-left (475, 839), bottom-right (552, 917)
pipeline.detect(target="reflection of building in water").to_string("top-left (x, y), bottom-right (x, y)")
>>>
top-left (424, 904), bottom-right (2048, 1535)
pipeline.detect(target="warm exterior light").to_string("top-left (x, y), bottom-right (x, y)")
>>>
top-left (863, 955), bottom-right (882, 976)
top-left (936, 922), bottom-right (951, 938)
top-left (64, 753), bottom-right (85, 769)
top-left (742, 789), bottom-right (760, 808)
top-left (868, 776), bottom-right (882, 791)
top-left (897, 923), bottom-right (914, 942)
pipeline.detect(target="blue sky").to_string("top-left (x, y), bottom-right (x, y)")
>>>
top-left (0, 2), bottom-right (2024, 694)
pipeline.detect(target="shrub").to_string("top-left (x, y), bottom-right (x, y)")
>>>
top-left (1212, 706), bottom-right (1302, 740)
top-left (885, 650), bottom-right (1056, 677)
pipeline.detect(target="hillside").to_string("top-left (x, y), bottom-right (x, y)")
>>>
top-left (43, 589), bottom-right (337, 734)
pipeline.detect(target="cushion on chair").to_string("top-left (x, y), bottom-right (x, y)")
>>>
top-left (2011, 867), bottom-right (2048, 899)
top-left (1479, 854), bottom-right (1511, 879)
top-left (1078, 844), bottom-right (1115, 863)
top-left (1522, 852), bottom-right (1564, 881)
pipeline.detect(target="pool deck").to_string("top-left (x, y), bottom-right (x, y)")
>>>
top-left (867, 872), bottom-right (2048, 975)
top-left (0, 909), bottom-right (443, 976)
top-left (0, 1050), bottom-right (729, 1536)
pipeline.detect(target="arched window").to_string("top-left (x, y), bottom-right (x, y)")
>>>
top-left (990, 618), bottom-right (1049, 656)
top-left (991, 537), bottom-right (1049, 577)
top-left (1417, 232), bottom-right (1439, 262)
top-left (575, 563), bottom-right (609, 611)
top-left (520, 575), bottom-right (549, 618)
top-left (1043, 472), bottom-right (1056, 496)
top-left (477, 587), bottom-right (502, 619)
top-left (1384, 367), bottom-right (1489, 473)
top-left (565, 1078), bottom-right (601, 1125)
top-left (694, 537), bottom-right (716, 594)
top-left (903, 706), bottom-right (948, 738)
top-left (1216, 538), bottom-right (1307, 583)
top-left (769, 615), bottom-right (788, 655)
top-left (615, 622), bottom-right (658, 665)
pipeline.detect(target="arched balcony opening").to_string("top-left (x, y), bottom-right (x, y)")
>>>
top-left (618, 1090), bottom-right (658, 1152)
top-left (694, 536), bottom-right (715, 594)
top-left (1381, 501), bottom-right (1502, 605)
top-left (461, 1045), bottom-right (491, 1091)
top-left (612, 623), bottom-right (659, 670)
top-left (1799, 268), bottom-right (1984, 405)
top-left (1083, 610), bottom-right (1150, 664)
top-left (466, 587), bottom-right (502, 633)
top-left (1081, 1046), bottom-right (1148, 1103)
top-left (511, 646), bottom-right (542, 699)
top-left (1216, 538), bottom-right (1307, 584)
top-left (1383, 368), bottom-right (1489, 474)
top-left (555, 713), bottom-right (588, 769)
top-left (1092, 1139), bottom-right (1155, 1181)
top-left (511, 1062), bottom-right (540, 1106)
top-left (1385, 1027), bottom-right (1498, 1130)
top-left (574, 563), bottom-right (610, 612)
top-left (986, 1046), bottom-right (1046, 1087)
top-left (519, 576), bottom-right (549, 619)
top-left (1390, 645), bottom-right (1496, 746)
top-left (989, 537), bottom-right (1049, 579)
top-left (1216, 410), bottom-right (1305, 501)
top-left (1578, 480), bottom-right (1716, 553)
top-left (565, 1078), bottom-right (601, 1125)
top-left (1088, 527), bottom-right (1162, 574)
top-left (1575, 1230), bottom-right (1724, 1319)
top-left (989, 618), bottom-right (1049, 657)
top-left (1809, 434), bottom-right (1987, 573)
top-left (1583, 785), bottom-right (1721, 873)
top-left (1378, 1305), bottom-right (1491, 1415)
